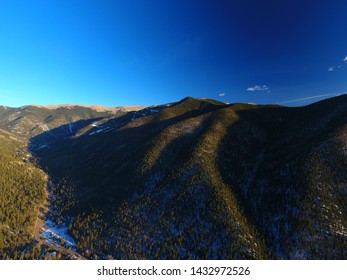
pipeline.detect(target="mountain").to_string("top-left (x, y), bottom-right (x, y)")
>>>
top-left (0, 104), bottom-right (146, 259)
top-left (0, 105), bottom-right (108, 139)
top-left (0, 95), bottom-right (346, 259)
top-left (34, 104), bottom-right (146, 113)
top-left (0, 104), bottom-right (150, 150)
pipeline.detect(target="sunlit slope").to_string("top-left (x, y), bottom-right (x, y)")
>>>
top-left (0, 130), bottom-right (46, 259)
top-left (0, 105), bottom-right (113, 140)
top-left (34, 95), bottom-right (347, 259)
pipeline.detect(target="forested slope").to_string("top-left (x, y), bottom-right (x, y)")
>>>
top-left (0, 130), bottom-right (46, 259)
top-left (33, 95), bottom-right (347, 259)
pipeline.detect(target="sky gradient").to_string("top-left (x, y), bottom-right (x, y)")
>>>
top-left (0, 0), bottom-right (347, 107)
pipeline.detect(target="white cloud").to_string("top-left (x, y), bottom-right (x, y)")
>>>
top-left (328, 66), bottom-right (335, 72)
top-left (344, 56), bottom-right (347, 63)
top-left (219, 92), bottom-right (225, 97)
top-left (247, 85), bottom-right (269, 92)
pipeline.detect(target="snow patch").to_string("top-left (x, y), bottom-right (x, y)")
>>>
top-left (89, 127), bottom-right (111, 136)
top-left (68, 123), bottom-right (73, 133)
top-left (36, 144), bottom-right (48, 150)
top-left (42, 219), bottom-right (76, 248)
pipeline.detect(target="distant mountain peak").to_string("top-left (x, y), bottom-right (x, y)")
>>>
top-left (29, 104), bottom-right (147, 113)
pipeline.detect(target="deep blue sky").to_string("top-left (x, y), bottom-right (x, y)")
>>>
top-left (0, 0), bottom-right (347, 107)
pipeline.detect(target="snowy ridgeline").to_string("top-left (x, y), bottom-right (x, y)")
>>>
top-left (42, 219), bottom-right (76, 248)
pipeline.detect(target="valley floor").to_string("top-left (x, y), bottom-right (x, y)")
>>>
top-left (29, 175), bottom-right (86, 260)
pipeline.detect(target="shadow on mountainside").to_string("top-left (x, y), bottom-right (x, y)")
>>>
top-left (28, 118), bottom-right (104, 151)
top-left (217, 98), bottom-right (347, 258)
top-left (28, 100), bottom-right (226, 210)
top-left (26, 95), bottom-right (347, 259)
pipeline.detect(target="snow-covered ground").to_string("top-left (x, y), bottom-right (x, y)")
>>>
top-left (89, 127), bottom-right (112, 135)
top-left (36, 144), bottom-right (49, 150)
top-left (42, 219), bottom-right (76, 248)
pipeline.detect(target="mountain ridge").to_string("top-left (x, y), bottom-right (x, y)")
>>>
top-left (31, 94), bottom-right (346, 259)
top-left (0, 95), bottom-right (346, 259)
top-left (29, 104), bottom-right (148, 113)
